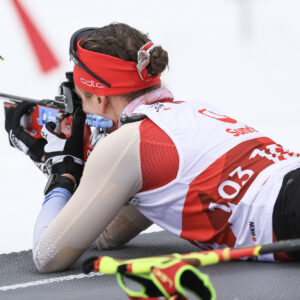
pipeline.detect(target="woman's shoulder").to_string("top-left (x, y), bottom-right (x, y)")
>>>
top-left (90, 121), bottom-right (142, 161)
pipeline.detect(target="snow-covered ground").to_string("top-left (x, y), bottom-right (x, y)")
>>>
top-left (0, 0), bottom-right (299, 254)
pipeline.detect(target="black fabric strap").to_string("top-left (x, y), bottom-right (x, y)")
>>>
top-left (44, 174), bottom-right (76, 195)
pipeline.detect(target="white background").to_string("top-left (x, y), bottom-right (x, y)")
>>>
top-left (0, 0), bottom-right (299, 253)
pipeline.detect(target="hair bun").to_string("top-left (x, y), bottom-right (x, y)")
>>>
top-left (148, 46), bottom-right (168, 77)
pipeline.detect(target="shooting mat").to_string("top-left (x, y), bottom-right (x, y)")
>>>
top-left (0, 231), bottom-right (299, 299)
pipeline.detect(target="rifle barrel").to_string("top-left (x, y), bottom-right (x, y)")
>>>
top-left (0, 93), bottom-right (40, 104)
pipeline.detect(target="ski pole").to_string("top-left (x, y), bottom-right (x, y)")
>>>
top-left (84, 238), bottom-right (300, 275)
top-left (83, 238), bottom-right (300, 300)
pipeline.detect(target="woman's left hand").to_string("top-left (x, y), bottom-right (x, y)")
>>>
top-left (41, 109), bottom-right (86, 186)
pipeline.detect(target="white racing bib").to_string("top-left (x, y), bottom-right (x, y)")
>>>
top-left (134, 101), bottom-right (300, 260)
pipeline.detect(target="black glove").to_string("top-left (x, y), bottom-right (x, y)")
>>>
top-left (5, 102), bottom-right (46, 162)
top-left (41, 108), bottom-right (85, 189)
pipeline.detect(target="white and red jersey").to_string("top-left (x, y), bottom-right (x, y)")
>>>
top-left (134, 100), bottom-right (300, 261)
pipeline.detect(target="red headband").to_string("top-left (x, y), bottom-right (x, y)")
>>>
top-left (73, 40), bottom-right (161, 96)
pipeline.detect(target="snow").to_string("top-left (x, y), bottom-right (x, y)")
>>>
top-left (0, 0), bottom-right (299, 253)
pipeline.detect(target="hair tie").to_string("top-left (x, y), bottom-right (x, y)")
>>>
top-left (137, 42), bottom-right (155, 81)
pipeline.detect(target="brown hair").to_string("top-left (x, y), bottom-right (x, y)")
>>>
top-left (80, 23), bottom-right (169, 101)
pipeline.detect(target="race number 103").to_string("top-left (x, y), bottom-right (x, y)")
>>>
top-left (218, 166), bottom-right (254, 199)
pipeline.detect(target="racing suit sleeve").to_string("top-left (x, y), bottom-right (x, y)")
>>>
top-left (94, 205), bottom-right (153, 250)
top-left (33, 121), bottom-right (143, 273)
top-left (33, 188), bottom-right (72, 247)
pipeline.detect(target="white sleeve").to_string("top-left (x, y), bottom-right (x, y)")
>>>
top-left (95, 205), bottom-right (152, 249)
top-left (33, 122), bottom-right (143, 273)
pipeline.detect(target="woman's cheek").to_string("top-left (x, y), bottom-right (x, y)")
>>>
top-left (81, 100), bottom-right (92, 114)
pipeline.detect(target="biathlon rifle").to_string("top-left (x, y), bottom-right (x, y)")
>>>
top-left (82, 238), bottom-right (300, 300)
top-left (0, 74), bottom-right (101, 161)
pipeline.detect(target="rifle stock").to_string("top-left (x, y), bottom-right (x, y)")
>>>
top-left (1, 92), bottom-right (93, 161)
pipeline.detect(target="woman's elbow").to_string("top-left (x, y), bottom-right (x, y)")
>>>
top-left (33, 245), bottom-right (85, 273)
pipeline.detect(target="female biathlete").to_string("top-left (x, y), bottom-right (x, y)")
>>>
top-left (5, 23), bottom-right (300, 273)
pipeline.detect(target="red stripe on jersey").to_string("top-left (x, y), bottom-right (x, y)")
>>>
top-left (181, 137), bottom-right (297, 247)
top-left (139, 119), bottom-right (179, 192)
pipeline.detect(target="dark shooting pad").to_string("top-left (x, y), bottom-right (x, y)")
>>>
top-left (0, 231), bottom-right (299, 300)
